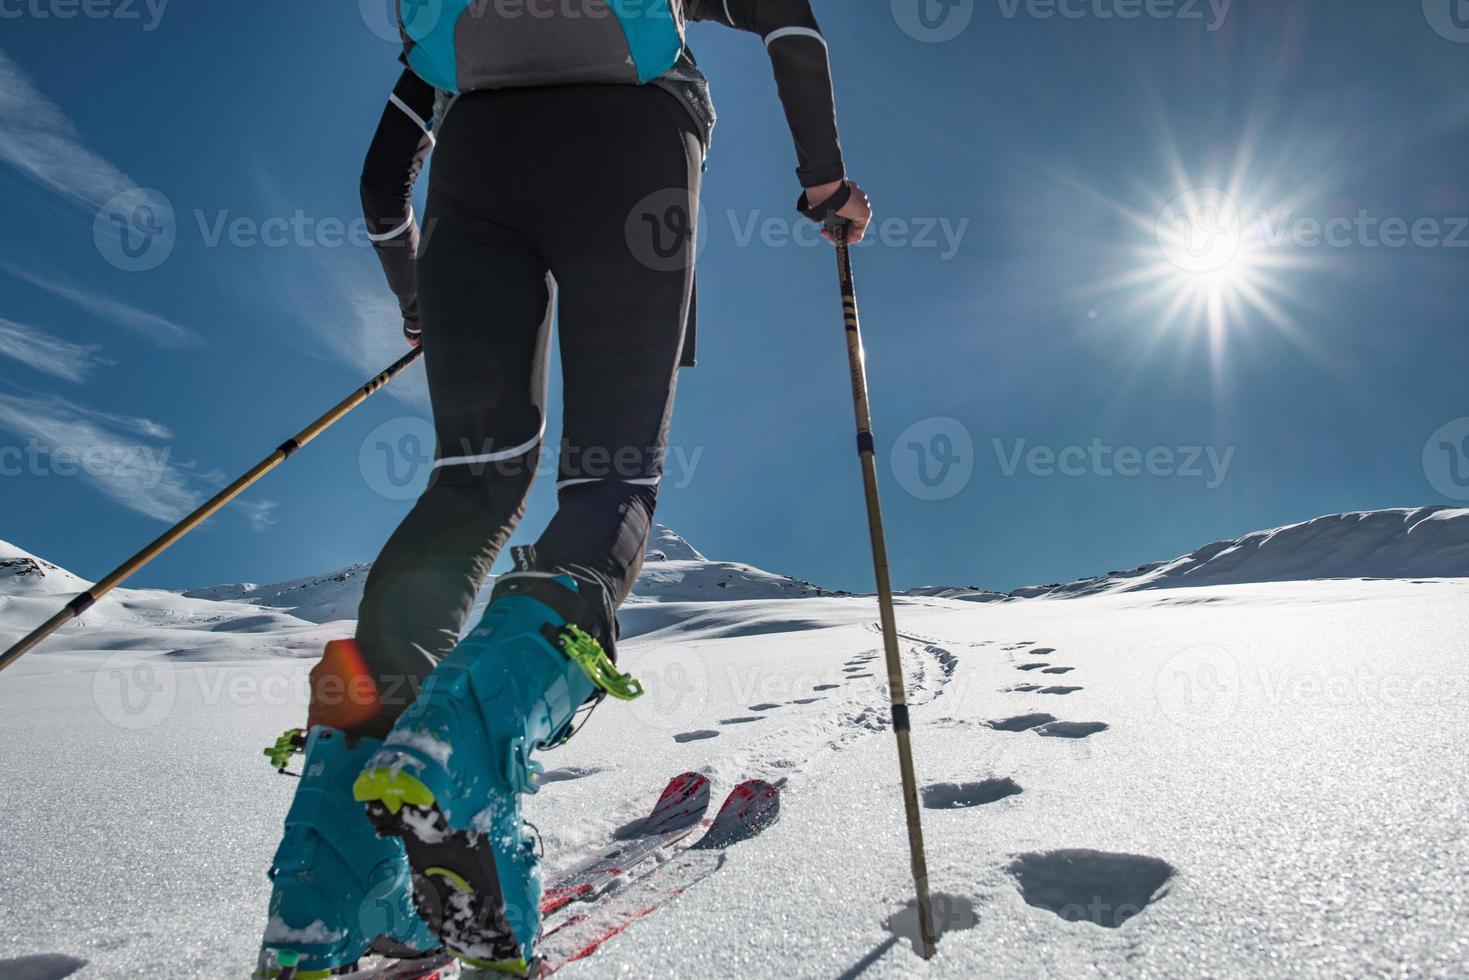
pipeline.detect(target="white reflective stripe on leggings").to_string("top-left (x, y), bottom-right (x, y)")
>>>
top-left (432, 429), bottom-right (544, 470)
top-left (367, 209), bottom-right (414, 243)
top-left (556, 476), bottom-right (662, 491)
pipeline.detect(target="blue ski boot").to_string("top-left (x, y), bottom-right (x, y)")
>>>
top-left (259, 724), bottom-right (436, 978)
top-left (353, 573), bottom-right (643, 975)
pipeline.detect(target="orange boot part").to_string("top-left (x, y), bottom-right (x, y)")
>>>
top-left (306, 639), bottom-right (382, 733)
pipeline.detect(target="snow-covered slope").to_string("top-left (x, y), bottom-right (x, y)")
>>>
top-left (0, 542), bottom-right (326, 661)
top-left (181, 563), bottom-right (373, 625)
top-left (2, 574), bottom-right (1465, 978)
top-left (899, 585), bottom-right (1009, 603)
top-left (1011, 506), bottom-right (1469, 598)
top-left (0, 540), bottom-right (89, 597)
top-left (7, 509), bottom-right (1469, 661)
top-left (1, 510), bottom-right (1467, 977)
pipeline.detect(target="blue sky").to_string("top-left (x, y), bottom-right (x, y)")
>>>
top-left (1, 1), bottom-right (1466, 596)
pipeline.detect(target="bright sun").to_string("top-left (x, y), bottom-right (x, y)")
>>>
top-left (1157, 187), bottom-right (1247, 280)
top-left (1076, 134), bottom-right (1331, 377)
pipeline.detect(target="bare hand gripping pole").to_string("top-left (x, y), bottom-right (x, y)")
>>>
top-left (0, 347), bottom-right (425, 676)
top-left (799, 186), bottom-right (939, 959)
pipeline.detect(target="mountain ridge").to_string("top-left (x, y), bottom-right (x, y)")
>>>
top-left (4, 509), bottom-right (1467, 642)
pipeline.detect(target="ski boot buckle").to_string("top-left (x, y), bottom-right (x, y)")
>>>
top-left (508, 735), bottom-right (545, 795)
top-left (545, 625), bottom-right (645, 702)
top-left (265, 728), bottom-right (307, 775)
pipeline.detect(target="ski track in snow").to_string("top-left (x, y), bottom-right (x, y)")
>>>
top-left (604, 611), bottom-right (1166, 961)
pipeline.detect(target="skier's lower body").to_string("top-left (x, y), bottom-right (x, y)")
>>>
top-left (260, 84), bottom-right (702, 977)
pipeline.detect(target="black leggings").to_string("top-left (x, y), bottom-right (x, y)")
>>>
top-left (353, 85), bottom-right (703, 735)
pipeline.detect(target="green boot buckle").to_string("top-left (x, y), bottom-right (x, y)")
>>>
top-left (550, 625), bottom-right (645, 702)
top-left (264, 728), bottom-right (308, 775)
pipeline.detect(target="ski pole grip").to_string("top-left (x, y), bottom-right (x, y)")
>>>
top-left (797, 182), bottom-right (854, 233)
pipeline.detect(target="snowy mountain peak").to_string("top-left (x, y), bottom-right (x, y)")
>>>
top-left (181, 563), bottom-right (374, 625)
top-left (0, 541), bottom-right (87, 596)
top-left (643, 525), bottom-right (705, 562)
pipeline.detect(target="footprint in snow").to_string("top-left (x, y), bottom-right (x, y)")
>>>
top-left (1004, 684), bottom-right (1043, 693)
top-left (1041, 666), bottom-right (1074, 674)
top-left (673, 730), bottom-right (720, 743)
top-left (1036, 721), bottom-right (1107, 739)
top-left (791, 697), bottom-right (823, 705)
top-left (929, 645), bottom-right (959, 678)
top-left (813, 684), bottom-right (841, 691)
top-left (987, 713), bottom-right (1058, 732)
top-left (846, 673), bottom-right (875, 680)
top-left (1030, 647), bottom-right (1056, 656)
top-left (748, 703), bottom-right (782, 711)
top-left (539, 765), bottom-right (610, 784)
top-left (1007, 849), bottom-right (1174, 927)
top-left (921, 777), bottom-right (1022, 809)
top-left (720, 716), bottom-right (764, 725)
top-left (1016, 663), bottom-right (1049, 671)
top-left (1039, 686), bottom-right (1082, 696)
top-left (883, 893), bottom-right (978, 953)
top-left (0, 955), bottom-right (88, 980)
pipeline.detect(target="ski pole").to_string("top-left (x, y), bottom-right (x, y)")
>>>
top-left (0, 347), bottom-right (424, 676)
top-left (799, 187), bottom-right (938, 959)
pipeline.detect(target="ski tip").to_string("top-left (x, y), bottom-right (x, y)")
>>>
top-left (618, 772), bottom-right (711, 838)
top-left (657, 771), bottom-right (709, 804)
top-left (695, 779), bottom-right (780, 850)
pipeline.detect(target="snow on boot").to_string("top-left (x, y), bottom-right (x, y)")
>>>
top-left (259, 726), bottom-right (436, 978)
top-left (353, 573), bottom-right (642, 974)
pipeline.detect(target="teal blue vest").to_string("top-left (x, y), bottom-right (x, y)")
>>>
top-left (401, 0), bottom-right (686, 94)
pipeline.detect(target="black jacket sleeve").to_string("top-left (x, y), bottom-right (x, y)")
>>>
top-left (361, 69), bottom-right (437, 339)
top-left (686, 0), bottom-right (846, 188)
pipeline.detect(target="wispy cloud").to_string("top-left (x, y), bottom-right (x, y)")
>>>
top-left (247, 165), bottom-right (427, 404)
top-left (337, 276), bottom-right (429, 403)
top-left (231, 499), bottom-right (280, 533)
top-left (272, 257), bottom-right (428, 405)
top-left (0, 391), bottom-right (274, 531)
top-left (6, 265), bottom-right (201, 348)
top-left (0, 318), bottom-right (111, 383)
top-left (0, 47), bottom-right (135, 208)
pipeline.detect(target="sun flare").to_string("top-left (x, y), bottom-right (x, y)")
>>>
top-left (1073, 130), bottom-right (1336, 380)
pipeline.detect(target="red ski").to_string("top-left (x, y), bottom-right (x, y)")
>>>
top-left (530, 779), bottom-right (782, 977)
top-left (540, 771), bottom-right (712, 914)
